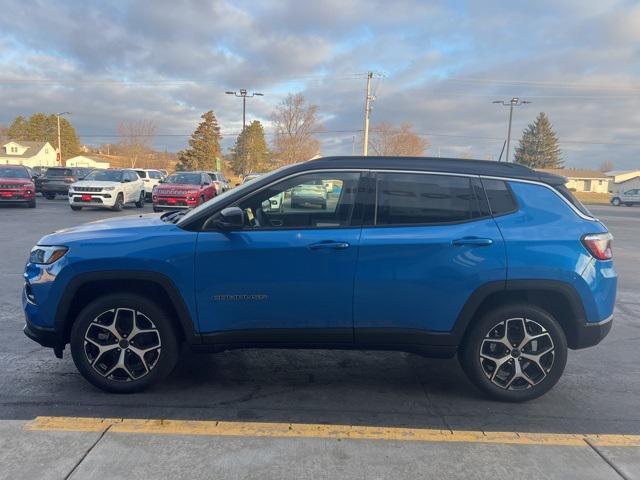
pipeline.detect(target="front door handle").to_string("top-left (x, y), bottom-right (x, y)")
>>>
top-left (452, 237), bottom-right (493, 247)
top-left (308, 241), bottom-right (351, 250)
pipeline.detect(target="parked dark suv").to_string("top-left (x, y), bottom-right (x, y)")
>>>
top-left (23, 157), bottom-right (616, 401)
top-left (41, 167), bottom-right (92, 199)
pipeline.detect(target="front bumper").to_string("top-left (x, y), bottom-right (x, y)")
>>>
top-left (24, 320), bottom-right (62, 349)
top-left (573, 315), bottom-right (613, 349)
top-left (0, 190), bottom-right (35, 202)
top-left (69, 192), bottom-right (117, 207)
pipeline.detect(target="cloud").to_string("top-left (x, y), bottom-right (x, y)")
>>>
top-left (0, 0), bottom-right (638, 168)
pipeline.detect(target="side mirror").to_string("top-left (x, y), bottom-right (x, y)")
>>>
top-left (159, 179), bottom-right (164, 183)
top-left (215, 207), bottom-right (244, 230)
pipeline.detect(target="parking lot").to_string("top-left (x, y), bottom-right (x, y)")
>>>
top-left (0, 198), bottom-right (639, 479)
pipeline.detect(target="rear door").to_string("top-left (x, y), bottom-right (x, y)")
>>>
top-left (354, 171), bottom-right (506, 344)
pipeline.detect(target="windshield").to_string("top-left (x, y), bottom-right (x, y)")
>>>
top-left (83, 170), bottom-right (123, 182)
top-left (164, 173), bottom-right (201, 185)
top-left (177, 164), bottom-right (294, 225)
top-left (0, 167), bottom-right (29, 179)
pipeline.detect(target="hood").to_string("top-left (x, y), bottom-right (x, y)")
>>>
top-left (156, 184), bottom-right (200, 193)
top-left (72, 180), bottom-right (120, 188)
top-left (0, 177), bottom-right (32, 185)
top-left (38, 213), bottom-right (172, 244)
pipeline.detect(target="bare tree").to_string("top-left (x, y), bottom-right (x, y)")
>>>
top-left (369, 122), bottom-right (429, 156)
top-left (599, 160), bottom-right (614, 173)
top-left (271, 93), bottom-right (322, 164)
top-left (117, 120), bottom-right (157, 168)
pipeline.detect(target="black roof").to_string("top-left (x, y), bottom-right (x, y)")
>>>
top-left (299, 156), bottom-right (566, 185)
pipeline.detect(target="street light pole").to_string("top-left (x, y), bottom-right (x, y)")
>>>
top-left (55, 112), bottom-right (70, 165)
top-left (225, 90), bottom-right (264, 131)
top-left (492, 98), bottom-right (530, 162)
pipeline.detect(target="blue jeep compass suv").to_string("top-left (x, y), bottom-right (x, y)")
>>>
top-left (23, 157), bottom-right (616, 401)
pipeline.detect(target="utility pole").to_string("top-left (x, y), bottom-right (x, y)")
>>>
top-left (55, 112), bottom-right (70, 165)
top-left (492, 98), bottom-right (530, 162)
top-left (226, 89), bottom-right (263, 131)
top-left (362, 72), bottom-right (373, 156)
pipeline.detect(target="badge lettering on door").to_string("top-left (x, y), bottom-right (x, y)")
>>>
top-left (213, 294), bottom-right (268, 301)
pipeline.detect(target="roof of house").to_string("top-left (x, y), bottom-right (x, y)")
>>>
top-left (606, 169), bottom-right (640, 177)
top-left (1, 140), bottom-right (50, 159)
top-left (537, 168), bottom-right (609, 179)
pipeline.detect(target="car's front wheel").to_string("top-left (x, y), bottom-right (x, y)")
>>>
top-left (111, 193), bottom-right (124, 211)
top-left (460, 304), bottom-right (567, 402)
top-left (611, 197), bottom-right (621, 206)
top-left (135, 191), bottom-right (145, 208)
top-left (70, 293), bottom-right (179, 393)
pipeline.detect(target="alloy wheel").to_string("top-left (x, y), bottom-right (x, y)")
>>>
top-left (479, 317), bottom-right (555, 390)
top-left (83, 308), bottom-right (162, 382)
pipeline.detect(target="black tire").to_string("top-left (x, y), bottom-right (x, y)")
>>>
top-left (70, 205), bottom-right (82, 211)
top-left (459, 304), bottom-right (567, 402)
top-left (200, 195), bottom-right (205, 206)
top-left (70, 293), bottom-right (179, 393)
top-left (624, 202), bottom-right (633, 207)
top-left (112, 193), bottom-right (124, 211)
top-left (153, 206), bottom-right (161, 213)
top-left (611, 197), bottom-right (621, 206)
top-left (135, 191), bottom-right (145, 208)
top-left (44, 193), bottom-right (55, 200)
top-left (27, 199), bottom-right (36, 208)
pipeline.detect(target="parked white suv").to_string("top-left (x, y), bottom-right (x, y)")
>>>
top-left (135, 169), bottom-right (165, 199)
top-left (68, 169), bottom-right (145, 211)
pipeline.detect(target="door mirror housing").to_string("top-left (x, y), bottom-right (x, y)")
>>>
top-left (215, 207), bottom-right (244, 230)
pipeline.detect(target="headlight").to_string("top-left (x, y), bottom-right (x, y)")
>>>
top-left (29, 246), bottom-right (68, 265)
top-left (103, 186), bottom-right (115, 191)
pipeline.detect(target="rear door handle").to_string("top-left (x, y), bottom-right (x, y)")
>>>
top-left (452, 237), bottom-right (493, 247)
top-left (308, 241), bottom-right (351, 250)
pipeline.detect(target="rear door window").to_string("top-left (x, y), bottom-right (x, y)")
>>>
top-left (374, 173), bottom-right (485, 225)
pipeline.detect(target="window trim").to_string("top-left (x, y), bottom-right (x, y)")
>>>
top-left (202, 169), bottom-right (369, 232)
top-left (368, 170), bottom-right (492, 228)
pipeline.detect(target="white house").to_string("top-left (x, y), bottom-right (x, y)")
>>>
top-left (0, 141), bottom-right (58, 167)
top-left (66, 155), bottom-right (110, 169)
top-left (606, 170), bottom-right (640, 194)
top-left (537, 168), bottom-right (610, 193)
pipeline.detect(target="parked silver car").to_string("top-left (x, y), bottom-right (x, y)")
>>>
top-left (611, 189), bottom-right (640, 206)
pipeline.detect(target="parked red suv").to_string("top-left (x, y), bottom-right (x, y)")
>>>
top-left (152, 171), bottom-right (216, 212)
top-left (0, 165), bottom-right (36, 208)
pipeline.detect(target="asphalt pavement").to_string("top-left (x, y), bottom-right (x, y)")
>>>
top-left (0, 198), bottom-right (638, 479)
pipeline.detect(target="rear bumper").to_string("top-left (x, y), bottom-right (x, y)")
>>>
top-left (572, 315), bottom-right (613, 349)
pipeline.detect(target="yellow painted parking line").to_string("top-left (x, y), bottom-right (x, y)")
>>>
top-left (24, 416), bottom-right (640, 447)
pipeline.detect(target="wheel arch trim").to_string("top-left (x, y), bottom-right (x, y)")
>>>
top-left (55, 270), bottom-right (200, 345)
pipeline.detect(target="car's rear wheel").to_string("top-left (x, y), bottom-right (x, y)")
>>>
top-left (44, 193), bottom-right (55, 200)
top-left (112, 193), bottom-right (124, 211)
top-left (460, 304), bottom-right (567, 402)
top-left (135, 191), bottom-right (144, 208)
top-left (70, 293), bottom-right (179, 393)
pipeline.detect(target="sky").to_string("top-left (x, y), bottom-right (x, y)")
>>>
top-left (1, 0), bottom-right (639, 169)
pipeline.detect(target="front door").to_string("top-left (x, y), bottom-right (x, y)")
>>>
top-left (354, 172), bottom-right (506, 343)
top-left (195, 171), bottom-right (365, 343)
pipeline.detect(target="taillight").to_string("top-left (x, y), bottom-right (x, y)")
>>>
top-left (582, 233), bottom-right (613, 260)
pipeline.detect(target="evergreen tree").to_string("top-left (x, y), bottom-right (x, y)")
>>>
top-left (6, 113), bottom-right (81, 160)
top-left (177, 111), bottom-right (221, 171)
top-left (514, 112), bottom-right (563, 168)
top-left (230, 121), bottom-right (271, 176)
top-left (7, 116), bottom-right (29, 140)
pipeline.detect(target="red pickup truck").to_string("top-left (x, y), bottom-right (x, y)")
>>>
top-left (152, 171), bottom-right (216, 212)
